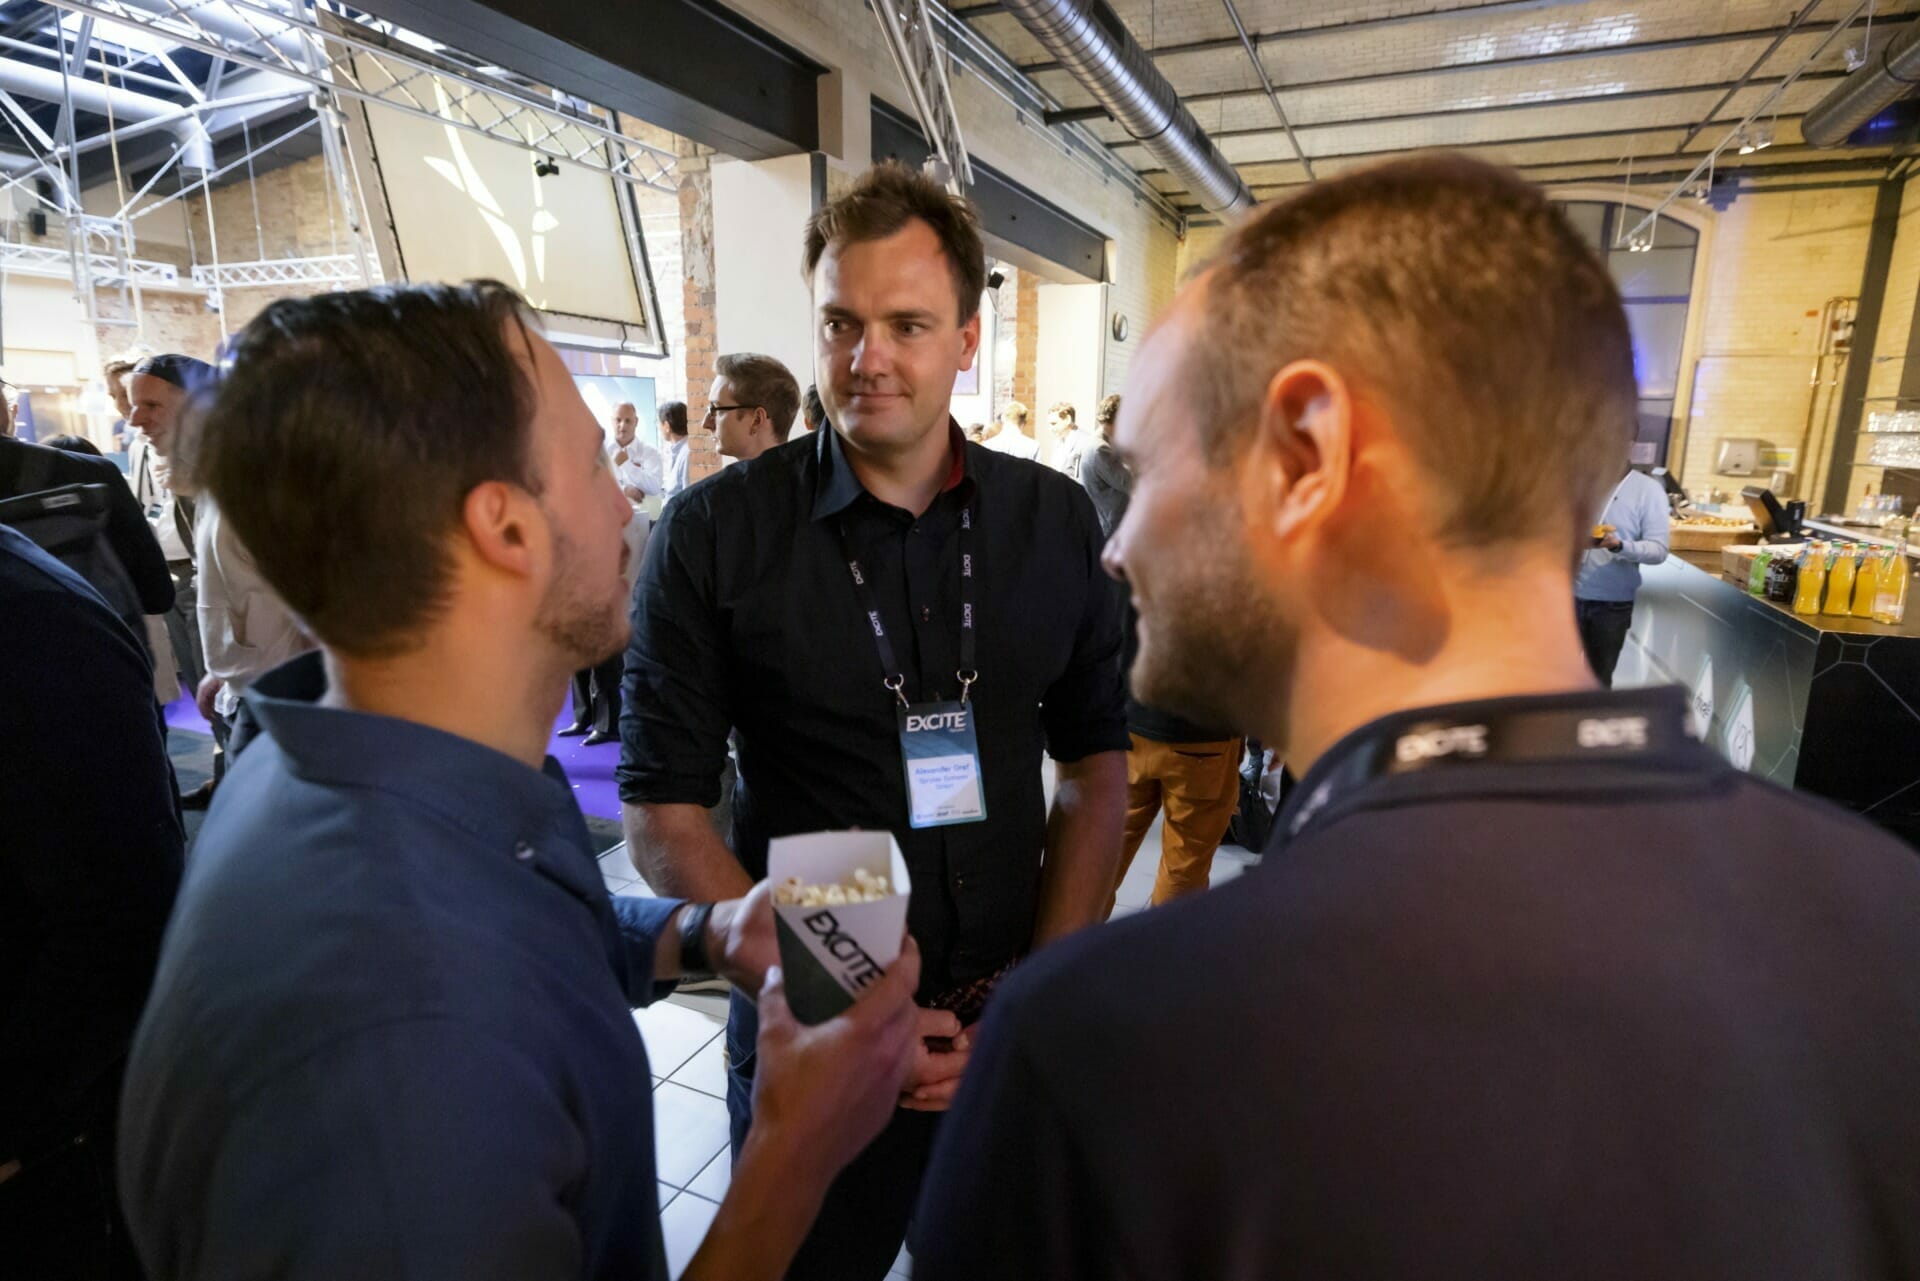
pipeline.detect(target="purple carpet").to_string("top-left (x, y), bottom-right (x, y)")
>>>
top-left (163, 691), bottom-right (626, 821)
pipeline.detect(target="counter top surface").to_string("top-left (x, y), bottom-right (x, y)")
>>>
top-left (1670, 548), bottom-right (1920, 639)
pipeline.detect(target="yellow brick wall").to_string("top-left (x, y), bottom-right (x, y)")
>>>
top-left (1680, 182), bottom-right (1881, 504)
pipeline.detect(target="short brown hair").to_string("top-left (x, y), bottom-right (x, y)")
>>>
top-left (659, 401), bottom-right (688, 438)
top-left (1194, 153), bottom-right (1634, 555)
top-left (1096, 394), bottom-right (1121, 428)
top-left (803, 163), bottom-right (986, 324)
top-left (716, 352), bottom-right (801, 441)
top-left (1048, 402), bottom-right (1076, 424)
top-left (194, 280), bottom-right (541, 658)
top-left (103, 358), bottom-right (135, 381)
top-left (1001, 401), bottom-right (1029, 428)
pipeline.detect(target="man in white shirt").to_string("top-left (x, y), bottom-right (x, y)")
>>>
top-left (608, 401), bottom-right (663, 503)
top-left (660, 401), bottom-right (691, 500)
top-left (194, 496), bottom-right (315, 760)
top-left (980, 400), bottom-right (1039, 461)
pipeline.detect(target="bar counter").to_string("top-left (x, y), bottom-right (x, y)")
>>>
top-left (1619, 548), bottom-right (1920, 846)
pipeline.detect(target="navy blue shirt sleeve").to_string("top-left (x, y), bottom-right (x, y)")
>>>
top-left (912, 987), bottom-right (1118, 1280)
top-left (617, 499), bottom-right (734, 807)
top-left (610, 892), bottom-right (684, 1007)
top-left (167, 1018), bottom-right (610, 1281)
top-left (1039, 488), bottom-right (1129, 763)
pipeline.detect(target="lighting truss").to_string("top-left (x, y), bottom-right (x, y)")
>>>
top-left (34, 0), bottom-right (679, 193)
top-left (873, 0), bottom-right (973, 191)
top-left (0, 237), bottom-right (191, 288)
top-left (189, 252), bottom-right (379, 287)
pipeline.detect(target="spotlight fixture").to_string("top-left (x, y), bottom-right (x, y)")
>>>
top-left (987, 269), bottom-right (1005, 292)
top-left (1752, 122), bottom-right (1774, 151)
top-left (1737, 129), bottom-right (1757, 155)
top-left (1846, 45), bottom-right (1867, 71)
top-left (533, 156), bottom-right (560, 178)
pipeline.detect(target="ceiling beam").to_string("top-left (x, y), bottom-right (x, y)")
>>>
top-left (1037, 13), bottom-right (1914, 108)
top-left (1173, 154), bottom-right (1902, 210)
top-left (1017, 0), bottom-right (1757, 70)
top-left (1102, 70), bottom-right (1852, 151)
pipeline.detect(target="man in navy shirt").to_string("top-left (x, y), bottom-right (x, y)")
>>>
top-left (0, 524), bottom-right (181, 1278)
top-left (914, 156), bottom-right (1920, 1276)
top-left (118, 281), bottom-right (920, 1281)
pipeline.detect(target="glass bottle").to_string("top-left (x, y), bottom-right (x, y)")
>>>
top-left (1853, 543), bottom-right (1881, 618)
top-left (1793, 542), bottom-right (1828, 615)
top-left (1824, 543), bottom-right (1858, 615)
top-left (1874, 525), bottom-right (1910, 625)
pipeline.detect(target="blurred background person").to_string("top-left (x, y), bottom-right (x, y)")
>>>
top-left (1079, 393), bottom-right (1132, 538)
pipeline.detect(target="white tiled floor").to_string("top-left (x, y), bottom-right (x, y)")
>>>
top-left (605, 793), bottom-right (1259, 1280)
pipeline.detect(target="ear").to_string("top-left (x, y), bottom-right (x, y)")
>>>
top-left (1252, 360), bottom-right (1353, 544)
top-left (959, 310), bottom-right (982, 370)
top-left (461, 479), bottom-right (542, 578)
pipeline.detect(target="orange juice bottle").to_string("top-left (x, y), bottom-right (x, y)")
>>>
top-left (1853, 544), bottom-right (1881, 617)
top-left (1824, 543), bottom-right (1858, 615)
top-left (1793, 542), bottom-right (1827, 615)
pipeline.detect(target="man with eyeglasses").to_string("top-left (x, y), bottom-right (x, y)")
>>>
top-left (707, 354), bottom-right (801, 464)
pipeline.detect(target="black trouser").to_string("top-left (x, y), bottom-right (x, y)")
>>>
top-left (726, 990), bottom-right (939, 1281)
top-left (569, 654), bottom-right (623, 735)
top-left (0, 1098), bottom-right (141, 1280)
top-left (1576, 598), bottom-right (1636, 688)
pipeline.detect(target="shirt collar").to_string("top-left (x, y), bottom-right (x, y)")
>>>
top-left (811, 418), bottom-right (973, 523)
top-left (243, 651), bottom-right (600, 899)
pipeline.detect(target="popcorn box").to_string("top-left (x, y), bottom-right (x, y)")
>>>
top-left (768, 831), bottom-right (912, 1026)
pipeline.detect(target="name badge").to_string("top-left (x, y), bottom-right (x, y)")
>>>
top-left (897, 699), bottom-right (987, 829)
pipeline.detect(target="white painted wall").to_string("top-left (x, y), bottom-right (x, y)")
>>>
top-left (1035, 282), bottom-right (1105, 469)
top-left (1, 275), bottom-right (94, 385)
top-left (712, 154), bottom-right (817, 400)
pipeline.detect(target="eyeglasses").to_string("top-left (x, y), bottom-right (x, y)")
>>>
top-left (702, 403), bottom-right (758, 421)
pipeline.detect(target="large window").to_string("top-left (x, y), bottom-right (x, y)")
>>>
top-left (1557, 201), bottom-right (1699, 468)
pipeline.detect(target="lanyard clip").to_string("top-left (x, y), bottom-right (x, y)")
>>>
top-left (884, 674), bottom-right (909, 707)
top-left (956, 669), bottom-right (978, 707)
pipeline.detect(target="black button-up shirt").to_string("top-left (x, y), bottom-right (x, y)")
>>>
top-left (619, 424), bottom-right (1127, 993)
top-left (120, 652), bottom-right (685, 1281)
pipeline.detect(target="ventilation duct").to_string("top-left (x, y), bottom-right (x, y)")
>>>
top-left (1802, 19), bottom-right (1920, 148)
top-left (997, 0), bottom-right (1252, 215)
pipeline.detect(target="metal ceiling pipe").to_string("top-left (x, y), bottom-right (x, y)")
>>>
top-left (1802, 18), bottom-right (1920, 147)
top-left (996, 0), bottom-right (1253, 214)
top-left (0, 55), bottom-right (179, 120)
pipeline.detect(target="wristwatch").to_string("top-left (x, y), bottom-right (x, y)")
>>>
top-left (678, 902), bottom-right (717, 978)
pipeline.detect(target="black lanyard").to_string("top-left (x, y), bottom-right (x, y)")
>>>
top-left (1277, 691), bottom-right (1691, 849)
top-left (840, 504), bottom-right (977, 707)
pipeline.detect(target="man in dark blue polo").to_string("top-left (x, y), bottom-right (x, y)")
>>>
top-left (117, 281), bottom-right (921, 1281)
top-left (914, 157), bottom-right (1920, 1276)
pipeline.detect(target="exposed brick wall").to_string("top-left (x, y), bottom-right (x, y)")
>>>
top-left (678, 155), bottom-right (722, 482)
top-left (1014, 266), bottom-right (1039, 415)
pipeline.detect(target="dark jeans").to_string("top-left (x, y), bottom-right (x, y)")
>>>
top-left (726, 990), bottom-right (938, 1281)
top-left (1576, 598), bottom-right (1636, 688)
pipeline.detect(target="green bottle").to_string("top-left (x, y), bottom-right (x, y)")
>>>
top-left (1748, 547), bottom-right (1774, 596)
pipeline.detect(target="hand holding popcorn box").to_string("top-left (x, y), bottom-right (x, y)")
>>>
top-left (768, 831), bottom-right (913, 1025)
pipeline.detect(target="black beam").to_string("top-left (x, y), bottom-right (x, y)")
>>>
top-left (354, 0), bottom-right (823, 159)
top-left (1103, 70), bottom-right (1853, 151)
top-left (1826, 175), bottom-right (1907, 513)
top-left (1044, 105), bottom-right (1107, 125)
top-left (871, 99), bottom-right (1106, 283)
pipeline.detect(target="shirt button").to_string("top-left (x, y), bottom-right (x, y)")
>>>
top-left (956, 874), bottom-right (968, 889)
top-left (920, 606), bottom-right (931, 622)
top-left (513, 841), bottom-right (535, 862)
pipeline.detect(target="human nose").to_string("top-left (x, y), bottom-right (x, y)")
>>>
top-left (1101, 512), bottom-right (1132, 584)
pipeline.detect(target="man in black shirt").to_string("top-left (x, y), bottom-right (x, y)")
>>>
top-left (0, 524), bottom-right (182, 1278)
top-left (914, 155), bottom-right (1920, 1277)
top-left (619, 164), bottom-right (1128, 1281)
